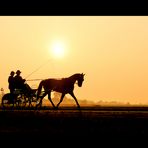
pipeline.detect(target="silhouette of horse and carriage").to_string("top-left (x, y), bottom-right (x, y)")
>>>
top-left (1, 73), bottom-right (85, 109)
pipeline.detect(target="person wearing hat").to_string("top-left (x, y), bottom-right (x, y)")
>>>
top-left (14, 70), bottom-right (26, 90)
top-left (14, 70), bottom-right (33, 95)
top-left (8, 71), bottom-right (15, 94)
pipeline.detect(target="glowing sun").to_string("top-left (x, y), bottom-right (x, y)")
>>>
top-left (50, 41), bottom-right (66, 58)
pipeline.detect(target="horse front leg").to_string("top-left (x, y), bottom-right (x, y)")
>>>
top-left (70, 92), bottom-right (80, 109)
top-left (56, 93), bottom-right (65, 109)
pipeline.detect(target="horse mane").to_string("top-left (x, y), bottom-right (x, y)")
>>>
top-left (69, 73), bottom-right (81, 78)
top-left (49, 73), bottom-right (81, 80)
top-left (44, 73), bottom-right (82, 83)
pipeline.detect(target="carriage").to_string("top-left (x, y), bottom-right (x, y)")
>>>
top-left (1, 87), bottom-right (38, 109)
top-left (1, 73), bottom-right (85, 109)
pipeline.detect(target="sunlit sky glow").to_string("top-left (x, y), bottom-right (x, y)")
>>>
top-left (50, 40), bottom-right (66, 58)
top-left (0, 16), bottom-right (148, 104)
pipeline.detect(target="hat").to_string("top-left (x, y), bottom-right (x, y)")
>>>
top-left (16, 70), bottom-right (21, 74)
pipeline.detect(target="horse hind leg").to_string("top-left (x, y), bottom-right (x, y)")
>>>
top-left (36, 98), bottom-right (43, 108)
top-left (36, 92), bottom-right (47, 108)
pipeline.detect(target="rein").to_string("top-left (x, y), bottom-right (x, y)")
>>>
top-left (26, 79), bottom-right (44, 81)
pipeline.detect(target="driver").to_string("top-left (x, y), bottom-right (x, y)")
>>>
top-left (14, 70), bottom-right (33, 96)
top-left (14, 70), bottom-right (26, 90)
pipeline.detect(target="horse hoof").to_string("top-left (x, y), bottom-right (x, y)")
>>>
top-left (78, 106), bottom-right (81, 110)
top-left (54, 106), bottom-right (58, 110)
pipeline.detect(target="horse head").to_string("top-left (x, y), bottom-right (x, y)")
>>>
top-left (77, 73), bottom-right (85, 87)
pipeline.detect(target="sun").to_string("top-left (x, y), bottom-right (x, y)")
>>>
top-left (50, 41), bottom-right (66, 59)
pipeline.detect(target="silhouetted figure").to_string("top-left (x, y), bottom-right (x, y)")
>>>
top-left (14, 70), bottom-right (26, 90)
top-left (36, 73), bottom-right (85, 109)
top-left (8, 71), bottom-right (15, 94)
top-left (14, 70), bottom-right (33, 95)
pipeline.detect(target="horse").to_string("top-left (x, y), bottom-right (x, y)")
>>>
top-left (36, 73), bottom-right (85, 109)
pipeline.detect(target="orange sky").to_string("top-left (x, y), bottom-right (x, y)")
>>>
top-left (0, 16), bottom-right (148, 104)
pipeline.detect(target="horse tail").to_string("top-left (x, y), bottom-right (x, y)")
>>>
top-left (37, 80), bottom-right (44, 99)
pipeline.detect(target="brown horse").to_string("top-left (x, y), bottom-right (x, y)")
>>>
top-left (36, 73), bottom-right (85, 109)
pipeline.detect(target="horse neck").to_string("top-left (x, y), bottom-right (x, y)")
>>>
top-left (69, 74), bottom-right (80, 83)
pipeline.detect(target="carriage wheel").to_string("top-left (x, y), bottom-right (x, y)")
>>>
top-left (29, 96), bottom-right (38, 107)
top-left (23, 96), bottom-right (31, 108)
top-left (24, 95), bottom-right (37, 108)
top-left (15, 94), bottom-right (27, 108)
top-left (1, 93), bottom-right (15, 109)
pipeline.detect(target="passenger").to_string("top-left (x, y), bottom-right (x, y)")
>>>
top-left (8, 71), bottom-right (15, 94)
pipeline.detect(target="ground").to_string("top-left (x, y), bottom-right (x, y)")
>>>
top-left (0, 106), bottom-right (148, 145)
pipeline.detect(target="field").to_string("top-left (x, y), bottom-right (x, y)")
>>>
top-left (1, 106), bottom-right (148, 145)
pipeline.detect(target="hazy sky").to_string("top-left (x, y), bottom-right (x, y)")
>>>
top-left (0, 16), bottom-right (148, 104)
